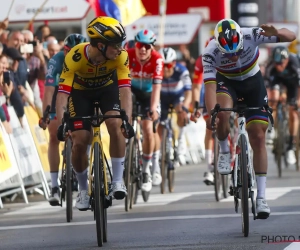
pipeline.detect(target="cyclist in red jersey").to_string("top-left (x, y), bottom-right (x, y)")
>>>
top-left (127, 29), bottom-right (164, 192)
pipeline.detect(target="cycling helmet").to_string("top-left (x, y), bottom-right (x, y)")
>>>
top-left (159, 47), bottom-right (177, 63)
top-left (86, 16), bottom-right (126, 44)
top-left (272, 46), bottom-right (289, 63)
top-left (135, 29), bottom-right (156, 45)
top-left (214, 19), bottom-right (243, 54)
top-left (124, 39), bottom-right (135, 49)
top-left (64, 34), bottom-right (87, 49)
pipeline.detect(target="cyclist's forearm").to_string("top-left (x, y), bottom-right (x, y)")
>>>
top-left (205, 83), bottom-right (217, 112)
top-left (42, 86), bottom-right (55, 112)
top-left (151, 84), bottom-right (161, 112)
top-left (119, 87), bottom-right (132, 123)
top-left (192, 83), bottom-right (201, 106)
top-left (56, 92), bottom-right (69, 123)
top-left (276, 28), bottom-right (296, 42)
top-left (183, 90), bottom-right (192, 109)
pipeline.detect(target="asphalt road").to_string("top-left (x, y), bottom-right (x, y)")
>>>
top-left (1, 146), bottom-right (300, 250)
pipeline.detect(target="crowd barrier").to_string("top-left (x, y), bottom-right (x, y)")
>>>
top-left (0, 105), bottom-right (205, 208)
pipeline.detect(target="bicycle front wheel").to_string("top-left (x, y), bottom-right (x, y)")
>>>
top-left (124, 138), bottom-right (133, 212)
top-left (94, 142), bottom-right (104, 246)
top-left (276, 119), bottom-right (284, 178)
top-left (160, 128), bottom-right (168, 194)
top-left (213, 133), bottom-right (222, 202)
top-left (238, 134), bottom-right (249, 237)
top-left (66, 138), bottom-right (73, 223)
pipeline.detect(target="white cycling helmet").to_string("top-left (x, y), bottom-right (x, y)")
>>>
top-left (214, 19), bottom-right (243, 54)
top-left (159, 47), bottom-right (177, 63)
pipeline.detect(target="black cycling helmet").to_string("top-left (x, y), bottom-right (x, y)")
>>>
top-left (272, 46), bottom-right (289, 64)
top-left (64, 33), bottom-right (87, 49)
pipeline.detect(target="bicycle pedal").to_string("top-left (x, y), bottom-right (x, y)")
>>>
top-left (256, 212), bottom-right (269, 220)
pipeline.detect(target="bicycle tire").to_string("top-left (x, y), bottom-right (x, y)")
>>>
top-left (222, 175), bottom-right (229, 198)
top-left (130, 138), bottom-right (140, 208)
top-left (167, 168), bottom-right (175, 193)
top-left (276, 119), bottom-right (284, 178)
top-left (124, 138), bottom-right (134, 212)
top-left (296, 127), bottom-right (300, 171)
top-left (94, 142), bottom-right (104, 247)
top-left (213, 133), bottom-right (222, 202)
top-left (160, 128), bottom-right (168, 194)
top-left (66, 138), bottom-right (73, 222)
top-left (239, 134), bottom-right (249, 237)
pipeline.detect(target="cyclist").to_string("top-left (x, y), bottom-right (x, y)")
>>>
top-left (200, 19), bottom-right (295, 219)
top-left (39, 33), bottom-right (87, 206)
top-left (158, 47), bottom-right (192, 166)
top-left (124, 39), bottom-right (135, 50)
top-left (265, 46), bottom-right (300, 165)
top-left (56, 17), bottom-right (133, 210)
top-left (127, 29), bottom-right (164, 191)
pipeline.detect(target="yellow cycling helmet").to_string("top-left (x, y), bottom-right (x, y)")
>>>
top-left (87, 16), bottom-right (126, 44)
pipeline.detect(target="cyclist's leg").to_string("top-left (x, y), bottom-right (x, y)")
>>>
top-left (215, 73), bottom-right (236, 174)
top-left (68, 90), bottom-right (92, 210)
top-left (47, 88), bottom-right (61, 205)
top-left (100, 85), bottom-right (128, 200)
top-left (286, 84), bottom-right (298, 164)
top-left (243, 71), bottom-right (270, 217)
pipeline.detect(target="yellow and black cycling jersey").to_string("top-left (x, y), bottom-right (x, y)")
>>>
top-left (58, 42), bottom-right (131, 95)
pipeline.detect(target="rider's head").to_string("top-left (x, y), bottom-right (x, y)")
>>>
top-left (159, 47), bottom-right (177, 78)
top-left (214, 19), bottom-right (243, 62)
top-left (272, 46), bottom-right (289, 72)
top-left (134, 29), bottom-right (156, 61)
top-left (124, 39), bottom-right (135, 50)
top-left (87, 16), bottom-right (126, 60)
top-left (63, 33), bottom-right (87, 56)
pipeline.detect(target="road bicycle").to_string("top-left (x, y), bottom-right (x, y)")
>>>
top-left (64, 102), bottom-right (130, 247)
top-left (210, 103), bottom-right (273, 237)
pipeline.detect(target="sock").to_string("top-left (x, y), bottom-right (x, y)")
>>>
top-left (219, 138), bottom-right (229, 153)
top-left (111, 157), bottom-right (125, 184)
top-left (205, 150), bottom-right (213, 171)
top-left (142, 153), bottom-right (153, 174)
top-left (75, 169), bottom-right (88, 191)
top-left (178, 127), bottom-right (185, 140)
top-left (50, 172), bottom-right (59, 188)
top-left (151, 150), bottom-right (161, 175)
top-left (256, 173), bottom-right (266, 199)
top-left (86, 144), bottom-right (91, 156)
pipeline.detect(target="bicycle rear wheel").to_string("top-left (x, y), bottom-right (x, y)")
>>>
top-left (66, 138), bottom-right (73, 222)
top-left (160, 128), bottom-right (168, 194)
top-left (213, 133), bottom-right (222, 202)
top-left (94, 142), bottom-right (104, 247)
top-left (239, 134), bottom-right (249, 237)
top-left (124, 138), bottom-right (134, 211)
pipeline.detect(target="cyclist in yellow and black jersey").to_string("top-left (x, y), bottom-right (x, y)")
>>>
top-left (56, 16), bottom-right (133, 211)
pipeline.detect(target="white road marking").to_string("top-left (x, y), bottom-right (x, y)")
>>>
top-left (220, 187), bottom-right (300, 203)
top-left (284, 243), bottom-right (300, 250)
top-left (1, 211), bottom-right (300, 231)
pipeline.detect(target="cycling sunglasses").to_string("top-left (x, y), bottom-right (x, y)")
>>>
top-left (135, 42), bottom-right (152, 50)
top-left (164, 63), bottom-right (174, 69)
top-left (222, 48), bottom-right (244, 58)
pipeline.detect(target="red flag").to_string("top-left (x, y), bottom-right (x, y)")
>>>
top-left (86, 0), bottom-right (101, 16)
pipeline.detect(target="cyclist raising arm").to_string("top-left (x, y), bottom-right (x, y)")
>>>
top-left (202, 20), bottom-right (295, 219)
top-left (56, 17), bottom-right (133, 210)
top-left (127, 29), bottom-right (163, 191)
top-left (40, 34), bottom-right (87, 206)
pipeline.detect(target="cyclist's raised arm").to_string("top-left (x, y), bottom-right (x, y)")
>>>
top-left (56, 47), bottom-right (82, 123)
top-left (116, 50), bottom-right (132, 122)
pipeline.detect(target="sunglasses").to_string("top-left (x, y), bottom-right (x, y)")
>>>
top-left (135, 42), bottom-right (152, 50)
top-left (222, 48), bottom-right (243, 58)
top-left (164, 63), bottom-right (174, 69)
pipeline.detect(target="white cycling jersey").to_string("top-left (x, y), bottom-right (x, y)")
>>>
top-left (203, 27), bottom-right (280, 84)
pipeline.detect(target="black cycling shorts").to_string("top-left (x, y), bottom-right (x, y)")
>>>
top-left (160, 93), bottom-right (183, 121)
top-left (216, 71), bottom-right (268, 126)
top-left (269, 80), bottom-right (298, 103)
top-left (68, 82), bottom-right (120, 132)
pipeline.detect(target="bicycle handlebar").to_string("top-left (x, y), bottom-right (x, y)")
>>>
top-left (42, 105), bottom-right (51, 123)
top-left (210, 104), bottom-right (274, 131)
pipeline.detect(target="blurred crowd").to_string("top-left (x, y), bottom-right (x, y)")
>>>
top-left (0, 18), bottom-right (64, 133)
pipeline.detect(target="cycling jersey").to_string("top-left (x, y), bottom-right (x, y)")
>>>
top-left (193, 56), bottom-right (203, 85)
top-left (58, 43), bottom-right (131, 95)
top-left (203, 27), bottom-right (280, 84)
top-left (127, 48), bottom-right (163, 92)
top-left (45, 51), bottom-right (64, 87)
top-left (161, 62), bottom-right (191, 97)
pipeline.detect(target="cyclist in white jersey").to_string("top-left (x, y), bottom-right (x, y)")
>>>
top-left (201, 19), bottom-right (296, 219)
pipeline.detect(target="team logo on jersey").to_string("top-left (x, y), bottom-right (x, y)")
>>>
top-left (72, 49), bottom-right (81, 62)
top-left (252, 27), bottom-right (262, 42)
top-left (244, 34), bottom-right (251, 40)
top-left (203, 54), bottom-right (216, 65)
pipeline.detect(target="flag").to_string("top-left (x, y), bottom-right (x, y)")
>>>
top-left (87, 0), bottom-right (147, 27)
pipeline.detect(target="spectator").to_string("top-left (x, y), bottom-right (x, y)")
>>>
top-left (47, 41), bottom-right (61, 59)
top-left (177, 44), bottom-right (196, 74)
top-left (0, 42), bottom-right (3, 55)
top-left (35, 24), bottom-right (51, 42)
top-left (0, 30), bottom-right (9, 47)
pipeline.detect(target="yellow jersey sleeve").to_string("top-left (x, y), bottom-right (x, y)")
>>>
top-left (58, 47), bottom-right (83, 95)
top-left (116, 50), bottom-right (131, 88)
